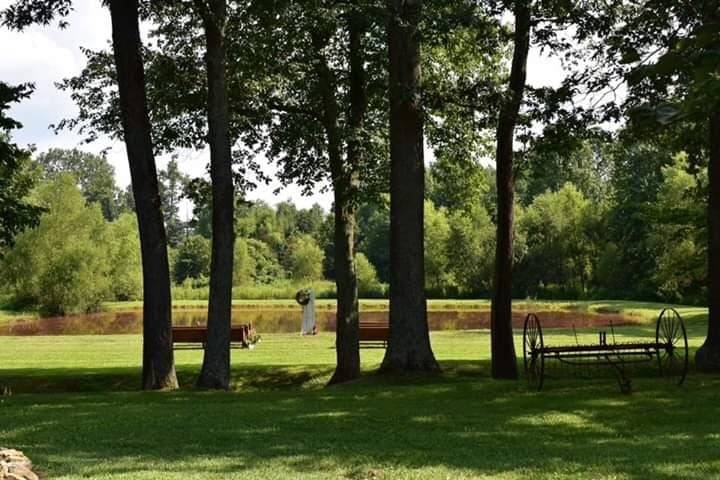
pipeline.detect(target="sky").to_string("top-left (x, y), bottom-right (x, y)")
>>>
top-left (0, 0), bottom-right (564, 214)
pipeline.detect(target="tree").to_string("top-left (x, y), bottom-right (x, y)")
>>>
top-left (516, 183), bottom-right (601, 297)
top-left (381, 0), bottom-right (440, 373)
top-left (355, 252), bottom-right (382, 296)
top-left (158, 157), bottom-right (190, 247)
top-left (0, 82), bottom-right (42, 253)
top-left (288, 235), bottom-right (325, 281)
top-left (3, 0), bottom-right (179, 389)
top-left (427, 156), bottom-right (495, 214)
top-left (582, 1), bottom-right (720, 368)
top-left (108, 213), bottom-right (143, 301)
top-left (296, 203), bottom-right (326, 239)
top-left (174, 235), bottom-right (211, 283)
top-left (35, 148), bottom-right (122, 221)
top-left (50, 0), bottom-right (496, 382)
top-left (232, 1), bottom-right (388, 384)
top-left (233, 237), bottom-right (255, 286)
top-left (1, 176), bottom-right (111, 315)
top-left (243, 238), bottom-right (285, 284)
top-left (193, 0), bottom-right (236, 390)
top-left (424, 201), bottom-right (452, 294)
top-left (446, 206), bottom-right (495, 296)
top-left (490, 0), bottom-right (530, 380)
top-left (357, 200), bottom-right (391, 283)
top-left (3, 0), bottom-right (177, 389)
top-left (517, 140), bottom-right (610, 206)
top-left (648, 156), bottom-right (706, 303)
top-left (604, 142), bottom-right (673, 297)
top-left (107, 0), bottom-right (178, 390)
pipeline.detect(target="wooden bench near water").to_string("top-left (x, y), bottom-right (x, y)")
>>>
top-left (172, 324), bottom-right (257, 350)
top-left (359, 321), bottom-right (389, 348)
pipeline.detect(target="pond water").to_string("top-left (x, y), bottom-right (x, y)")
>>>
top-left (0, 308), bottom-right (637, 336)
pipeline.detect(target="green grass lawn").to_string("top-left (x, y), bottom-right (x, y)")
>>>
top-left (1, 317), bottom-right (719, 479)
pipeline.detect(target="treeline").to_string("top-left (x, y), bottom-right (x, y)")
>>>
top-left (0, 148), bottom-right (383, 314)
top-left (0, 137), bottom-right (708, 314)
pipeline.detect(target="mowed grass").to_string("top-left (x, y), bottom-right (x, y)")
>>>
top-left (1, 315), bottom-right (719, 479)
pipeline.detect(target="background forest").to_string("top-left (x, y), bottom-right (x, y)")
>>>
top-left (0, 137), bottom-right (706, 315)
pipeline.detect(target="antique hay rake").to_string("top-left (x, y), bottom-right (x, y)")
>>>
top-left (523, 308), bottom-right (689, 393)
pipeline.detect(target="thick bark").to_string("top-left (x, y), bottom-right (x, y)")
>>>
top-left (108, 0), bottom-right (178, 390)
top-left (380, 0), bottom-right (440, 374)
top-left (328, 15), bottom-right (367, 385)
top-left (196, 0), bottom-right (235, 389)
top-left (490, 1), bottom-right (530, 380)
top-left (696, 110), bottom-right (720, 371)
top-left (311, 26), bottom-right (362, 385)
top-left (329, 180), bottom-right (361, 384)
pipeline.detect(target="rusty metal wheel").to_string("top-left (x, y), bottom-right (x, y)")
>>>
top-left (523, 313), bottom-right (545, 390)
top-left (656, 308), bottom-right (689, 385)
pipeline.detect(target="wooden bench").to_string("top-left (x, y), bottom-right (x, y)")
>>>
top-left (172, 324), bottom-right (257, 350)
top-left (359, 321), bottom-right (389, 348)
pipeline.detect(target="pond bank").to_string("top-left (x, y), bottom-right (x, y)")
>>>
top-left (1, 298), bottom-right (707, 326)
top-left (0, 308), bottom-right (644, 336)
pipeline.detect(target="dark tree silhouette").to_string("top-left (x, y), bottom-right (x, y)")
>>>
top-left (194, 0), bottom-right (235, 390)
top-left (108, 0), bottom-right (178, 390)
top-left (380, 0), bottom-right (440, 374)
top-left (491, 0), bottom-right (530, 380)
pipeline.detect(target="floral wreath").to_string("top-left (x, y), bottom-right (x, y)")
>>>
top-left (295, 288), bottom-right (312, 306)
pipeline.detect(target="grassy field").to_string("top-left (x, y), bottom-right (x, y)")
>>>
top-left (1, 316), bottom-right (719, 479)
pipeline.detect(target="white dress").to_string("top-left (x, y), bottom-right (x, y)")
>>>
top-left (301, 290), bottom-right (316, 335)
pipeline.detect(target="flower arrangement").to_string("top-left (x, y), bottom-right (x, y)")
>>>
top-left (295, 288), bottom-right (311, 306)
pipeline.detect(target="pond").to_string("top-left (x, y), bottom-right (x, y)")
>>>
top-left (0, 308), bottom-right (637, 336)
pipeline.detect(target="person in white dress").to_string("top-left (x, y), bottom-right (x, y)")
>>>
top-left (301, 289), bottom-right (317, 335)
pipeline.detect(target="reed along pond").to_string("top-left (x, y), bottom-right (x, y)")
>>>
top-left (0, 308), bottom-right (638, 336)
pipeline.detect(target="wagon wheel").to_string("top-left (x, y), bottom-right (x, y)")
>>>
top-left (656, 308), bottom-right (689, 385)
top-left (523, 314), bottom-right (545, 390)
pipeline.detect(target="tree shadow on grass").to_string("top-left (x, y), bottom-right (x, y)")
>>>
top-left (0, 363), bottom-right (336, 394)
top-left (2, 371), bottom-right (720, 479)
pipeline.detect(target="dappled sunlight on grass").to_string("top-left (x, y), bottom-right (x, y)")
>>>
top-left (2, 373), bottom-right (719, 479)
top-left (0, 322), bottom-right (719, 479)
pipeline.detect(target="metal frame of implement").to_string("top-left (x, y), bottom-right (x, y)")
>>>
top-left (523, 308), bottom-right (689, 392)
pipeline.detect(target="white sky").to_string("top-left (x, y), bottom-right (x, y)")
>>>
top-left (1, 0), bottom-right (564, 215)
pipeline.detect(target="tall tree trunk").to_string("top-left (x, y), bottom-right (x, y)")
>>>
top-left (327, 14), bottom-right (366, 385)
top-left (108, 0), bottom-right (178, 390)
top-left (696, 110), bottom-right (720, 372)
top-left (490, 1), bottom-right (530, 380)
top-left (196, 0), bottom-right (235, 390)
top-left (380, 0), bottom-right (440, 374)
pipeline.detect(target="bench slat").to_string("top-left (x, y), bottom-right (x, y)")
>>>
top-left (359, 321), bottom-right (389, 347)
top-left (172, 325), bottom-right (256, 349)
